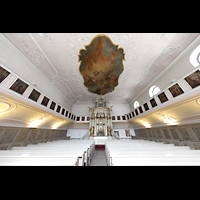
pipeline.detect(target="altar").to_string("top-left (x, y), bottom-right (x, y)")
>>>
top-left (93, 136), bottom-right (108, 145)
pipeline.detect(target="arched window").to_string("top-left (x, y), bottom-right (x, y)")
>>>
top-left (134, 101), bottom-right (139, 109)
top-left (149, 85), bottom-right (160, 98)
top-left (190, 45), bottom-right (200, 68)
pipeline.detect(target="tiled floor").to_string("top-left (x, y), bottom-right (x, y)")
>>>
top-left (89, 151), bottom-right (107, 166)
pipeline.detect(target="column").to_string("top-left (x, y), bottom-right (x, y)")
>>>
top-left (89, 117), bottom-right (91, 130)
top-left (110, 117), bottom-right (113, 136)
top-left (110, 107), bottom-right (113, 136)
top-left (89, 116), bottom-right (92, 136)
top-left (105, 116), bottom-right (107, 136)
top-left (94, 115), bottom-right (97, 136)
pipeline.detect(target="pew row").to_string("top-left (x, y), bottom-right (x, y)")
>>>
top-left (0, 140), bottom-right (95, 166)
top-left (105, 140), bottom-right (200, 166)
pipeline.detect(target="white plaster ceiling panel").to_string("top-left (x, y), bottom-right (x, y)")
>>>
top-left (3, 33), bottom-right (200, 106)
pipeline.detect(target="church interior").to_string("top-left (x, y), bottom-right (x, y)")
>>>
top-left (0, 33), bottom-right (200, 166)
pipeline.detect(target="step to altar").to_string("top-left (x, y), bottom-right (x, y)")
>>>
top-left (93, 136), bottom-right (108, 145)
top-left (95, 145), bottom-right (105, 151)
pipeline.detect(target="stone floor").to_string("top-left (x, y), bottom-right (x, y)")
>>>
top-left (89, 151), bottom-right (107, 166)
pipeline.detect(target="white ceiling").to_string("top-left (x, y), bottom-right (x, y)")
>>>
top-left (3, 33), bottom-right (200, 106)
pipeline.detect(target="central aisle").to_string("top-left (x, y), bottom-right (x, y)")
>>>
top-left (89, 151), bottom-right (107, 166)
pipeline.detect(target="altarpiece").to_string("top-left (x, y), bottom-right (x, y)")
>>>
top-left (88, 98), bottom-right (113, 137)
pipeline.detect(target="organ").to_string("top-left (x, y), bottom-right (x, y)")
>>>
top-left (88, 98), bottom-right (113, 137)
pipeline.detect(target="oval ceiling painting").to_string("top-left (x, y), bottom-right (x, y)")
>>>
top-left (78, 34), bottom-right (125, 95)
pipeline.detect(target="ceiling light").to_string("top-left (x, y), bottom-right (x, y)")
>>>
top-left (163, 118), bottom-right (176, 124)
top-left (156, 112), bottom-right (177, 124)
top-left (31, 82), bottom-right (37, 86)
top-left (138, 119), bottom-right (151, 128)
top-left (27, 115), bottom-right (49, 128)
top-left (51, 124), bottom-right (59, 129)
top-left (52, 121), bottom-right (65, 129)
top-left (144, 122), bottom-right (151, 128)
top-left (167, 122), bottom-right (179, 126)
top-left (27, 119), bottom-right (43, 128)
top-left (170, 79), bottom-right (176, 83)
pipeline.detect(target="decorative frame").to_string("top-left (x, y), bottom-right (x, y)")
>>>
top-left (0, 66), bottom-right (10, 83)
top-left (28, 89), bottom-right (41, 102)
top-left (9, 78), bottom-right (29, 95)
top-left (143, 103), bottom-right (149, 111)
top-left (139, 106), bottom-right (143, 113)
top-left (168, 83), bottom-right (184, 98)
top-left (158, 92), bottom-right (169, 103)
top-left (41, 96), bottom-right (49, 107)
top-left (150, 98), bottom-right (157, 108)
top-left (184, 70), bottom-right (200, 89)
top-left (56, 105), bottom-right (61, 113)
top-left (50, 101), bottom-right (56, 110)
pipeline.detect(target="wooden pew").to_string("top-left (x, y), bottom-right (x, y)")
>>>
top-left (0, 140), bottom-right (95, 166)
top-left (0, 157), bottom-right (78, 166)
top-left (111, 157), bottom-right (200, 166)
top-left (105, 140), bottom-right (200, 166)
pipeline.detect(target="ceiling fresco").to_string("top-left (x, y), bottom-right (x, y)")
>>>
top-left (78, 34), bottom-right (125, 95)
top-left (2, 33), bottom-right (200, 105)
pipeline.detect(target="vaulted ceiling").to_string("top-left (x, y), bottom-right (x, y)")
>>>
top-left (3, 33), bottom-right (200, 105)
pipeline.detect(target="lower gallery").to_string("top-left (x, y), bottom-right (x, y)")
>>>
top-left (0, 33), bottom-right (200, 166)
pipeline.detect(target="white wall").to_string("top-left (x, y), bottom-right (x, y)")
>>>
top-left (72, 101), bottom-right (131, 116)
top-left (111, 103), bottom-right (130, 116)
top-left (72, 103), bottom-right (91, 116)
top-left (113, 122), bottom-right (135, 137)
top-left (67, 122), bottom-right (89, 139)
top-left (67, 129), bottom-right (89, 139)
top-left (113, 129), bottom-right (135, 137)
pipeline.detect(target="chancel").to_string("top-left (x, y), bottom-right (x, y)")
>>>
top-left (1, 33), bottom-right (200, 165)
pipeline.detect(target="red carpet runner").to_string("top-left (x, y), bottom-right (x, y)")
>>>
top-left (95, 145), bottom-right (105, 151)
